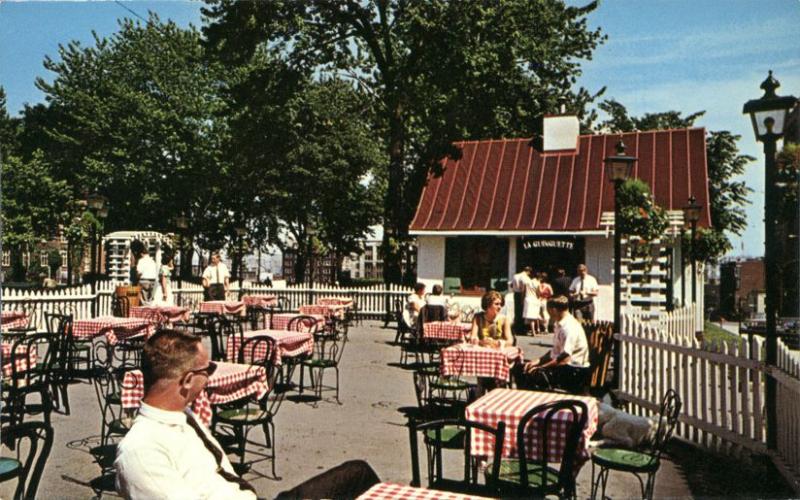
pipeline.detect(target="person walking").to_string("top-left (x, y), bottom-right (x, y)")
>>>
top-left (154, 251), bottom-right (174, 306)
top-left (202, 252), bottom-right (230, 301)
top-left (136, 247), bottom-right (158, 306)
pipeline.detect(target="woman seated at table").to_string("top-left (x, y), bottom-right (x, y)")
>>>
top-left (469, 290), bottom-right (514, 348)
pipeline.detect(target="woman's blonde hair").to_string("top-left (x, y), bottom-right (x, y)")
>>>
top-left (481, 290), bottom-right (504, 311)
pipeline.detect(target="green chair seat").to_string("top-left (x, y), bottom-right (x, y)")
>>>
top-left (0, 457), bottom-right (22, 480)
top-left (108, 418), bottom-right (134, 435)
top-left (301, 359), bottom-right (336, 368)
top-left (592, 447), bottom-right (659, 473)
top-left (106, 392), bottom-right (121, 405)
top-left (424, 425), bottom-right (465, 449)
top-left (216, 407), bottom-right (269, 423)
top-left (430, 377), bottom-right (472, 391)
top-left (493, 459), bottom-right (562, 491)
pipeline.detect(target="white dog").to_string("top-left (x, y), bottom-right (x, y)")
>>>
top-left (597, 402), bottom-right (658, 449)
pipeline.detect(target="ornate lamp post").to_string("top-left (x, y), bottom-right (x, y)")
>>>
top-left (743, 71), bottom-right (798, 451)
top-left (682, 196), bottom-right (703, 304)
top-left (235, 225), bottom-right (247, 298)
top-left (86, 192), bottom-right (108, 316)
top-left (604, 140), bottom-right (637, 389)
top-left (174, 214), bottom-right (188, 304)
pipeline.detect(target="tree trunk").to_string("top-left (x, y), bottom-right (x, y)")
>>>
top-left (382, 96), bottom-right (405, 285)
top-left (294, 251), bottom-right (306, 285)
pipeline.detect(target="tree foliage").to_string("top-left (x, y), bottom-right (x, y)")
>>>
top-left (202, 0), bottom-right (607, 283)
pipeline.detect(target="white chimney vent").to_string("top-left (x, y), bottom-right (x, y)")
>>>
top-left (542, 115), bottom-right (579, 152)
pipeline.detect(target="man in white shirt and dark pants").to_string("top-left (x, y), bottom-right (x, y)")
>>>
top-left (115, 330), bottom-right (257, 499)
top-left (510, 266), bottom-right (533, 335)
top-left (568, 263), bottom-right (599, 321)
top-left (136, 247), bottom-right (158, 306)
top-left (202, 252), bottom-right (230, 301)
top-left (513, 295), bottom-right (591, 394)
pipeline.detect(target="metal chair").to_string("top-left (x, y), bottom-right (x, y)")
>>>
top-left (409, 417), bottom-right (505, 497)
top-left (591, 390), bottom-right (682, 500)
top-left (43, 312), bottom-right (74, 415)
top-left (491, 399), bottom-right (589, 498)
top-left (91, 340), bottom-right (137, 448)
top-left (111, 295), bottom-right (130, 318)
top-left (214, 336), bottom-right (282, 478)
top-left (0, 421), bottom-right (54, 500)
top-left (299, 326), bottom-right (348, 404)
top-left (4, 333), bottom-right (58, 427)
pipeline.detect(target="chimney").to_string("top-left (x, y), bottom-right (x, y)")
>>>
top-left (542, 114), bottom-right (580, 152)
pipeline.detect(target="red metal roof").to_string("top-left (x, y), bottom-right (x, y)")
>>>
top-left (410, 128), bottom-right (712, 233)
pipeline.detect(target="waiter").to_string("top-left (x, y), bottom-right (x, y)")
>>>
top-left (569, 263), bottom-right (599, 320)
top-left (510, 266), bottom-right (533, 335)
top-left (202, 252), bottom-right (230, 301)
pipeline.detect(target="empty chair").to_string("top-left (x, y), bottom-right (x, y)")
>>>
top-left (4, 333), bottom-right (58, 426)
top-left (299, 328), bottom-right (347, 404)
top-left (0, 421), bottom-right (54, 500)
top-left (286, 315), bottom-right (320, 334)
top-left (111, 295), bottom-right (130, 318)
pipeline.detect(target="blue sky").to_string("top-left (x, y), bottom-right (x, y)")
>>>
top-left (2, 0), bottom-right (799, 258)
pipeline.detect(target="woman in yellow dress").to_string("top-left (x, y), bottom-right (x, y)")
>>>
top-left (469, 290), bottom-right (514, 348)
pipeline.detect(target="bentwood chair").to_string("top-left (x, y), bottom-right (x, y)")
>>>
top-left (591, 390), bottom-right (682, 500)
top-left (0, 421), bottom-right (54, 500)
top-left (92, 340), bottom-right (138, 448)
top-left (299, 326), bottom-right (348, 404)
top-left (43, 312), bottom-right (74, 415)
top-left (409, 417), bottom-right (505, 497)
top-left (214, 336), bottom-right (282, 479)
top-left (4, 333), bottom-right (58, 427)
top-left (490, 399), bottom-right (589, 498)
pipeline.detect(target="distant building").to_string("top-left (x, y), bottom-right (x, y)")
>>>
top-left (719, 258), bottom-right (765, 319)
top-left (282, 249), bottom-right (337, 285)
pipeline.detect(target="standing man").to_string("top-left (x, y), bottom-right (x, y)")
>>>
top-left (569, 263), bottom-right (599, 320)
top-left (136, 246), bottom-right (158, 306)
top-left (115, 330), bottom-right (257, 499)
top-left (510, 266), bottom-right (533, 335)
top-left (514, 296), bottom-right (591, 394)
top-left (551, 267), bottom-right (573, 297)
top-left (202, 252), bottom-right (230, 301)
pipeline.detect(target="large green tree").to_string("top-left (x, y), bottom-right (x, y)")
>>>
top-left (202, 0), bottom-right (606, 283)
top-left (598, 99), bottom-right (753, 261)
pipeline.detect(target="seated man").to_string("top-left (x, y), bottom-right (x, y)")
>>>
top-left (514, 295), bottom-right (590, 394)
top-left (115, 330), bottom-right (257, 500)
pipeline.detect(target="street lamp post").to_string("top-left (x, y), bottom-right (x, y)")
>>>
top-left (743, 70), bottom-right (798, 451)
top-left (174, 215), bottom-right (188, 305)
top-left (235, 225), bottom-right (247, 299)
top-left (683, 196), bottom-right (703, 305)
top-left (604, 140), bottom-right (637, 389)
top-left (87, 193), bottom-right (108, 316)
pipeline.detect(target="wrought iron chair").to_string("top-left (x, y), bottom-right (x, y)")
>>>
top-left (4, 333), bottom-right (58, 427)
top-left (206, 316), bottom-right (241, 362)
top-left (91, 340), bottom-right (138, 448)
top-left (591, 389), bottom-right (682, 500)
top-left (111, 295), bottom-right (130, 318)
top-left (0, 421), bottom-right (54, 500)
top-left (299, 325), bottom-right (348, 404)
top-left (43, 312), bottom-right (74, 415)
top-left (409, 417), bottom-right (505, 497)
top-left (214, 336), bottom-right (282, 478)
top-left (491, 399), bottom-right (589, 498)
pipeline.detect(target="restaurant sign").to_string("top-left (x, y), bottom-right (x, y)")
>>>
top-left (521, 239), bottom-right (575, 250)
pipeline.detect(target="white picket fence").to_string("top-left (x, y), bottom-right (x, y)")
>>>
top-left (617, 306), bottom-right (800, 491)
top-left (1, 280), bottom-right (413, 330)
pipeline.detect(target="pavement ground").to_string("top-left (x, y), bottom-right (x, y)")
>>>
top-left (1, 320), bottom-right (789, 499)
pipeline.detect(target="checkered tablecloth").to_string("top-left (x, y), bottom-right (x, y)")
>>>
top-left (225, 329), bottom-right (313, 365)
top-left (1, 311), bottom-right (29, 331)
top-left (71, 316), bottom-right (157, 342)
top-left (299, 304), bottom-right (345, 318)
top-left (423, 321), bottom-right (472, 342)
top-left (1, 342), bottom-right (38, 377)
top-left (440, 344), bottom-right (523, 381)
top-left (271, 313), bottom-right (325, 332)
top-left (121, 362), bottom-right (269, 426)
top-left (242, 295), bottom-right (277, 308)
top-left (199, 301), bottom-right (246, 316)
top-left (130, 306), bottom-right (190, 324)
top-left (317, 297), bottom-right (354, 308)
top-left (465, 388), bottom-right (598, 467)
top-left (357, 482), bottom-right (491, 500)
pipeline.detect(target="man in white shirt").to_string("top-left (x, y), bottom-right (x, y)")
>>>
top-left (568, 263), bottom-right (599, 321)
top-left (514, 295), bottom-right (591, 394)
top-left (115, 330), bottom-right (257, 500)
top-left (510, 266), bottom-right (533, 335)
top-left (136, 246), bottom-right (158, 306)
top-left (202, 252), bottom-right (230, 301)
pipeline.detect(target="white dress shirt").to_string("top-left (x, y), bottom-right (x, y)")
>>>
top-left (568, 274), bottom-right (599, 300)
top-left (136, 255), bottom-right (158, 281)
top-left (550, 313), bottom-right (590, 368)
top-left (511, 272), bottom-right (531, 293)
top-left (202, 263), bottom-right (231, 285)
top-left (115, 403), bottom-right (257, 500)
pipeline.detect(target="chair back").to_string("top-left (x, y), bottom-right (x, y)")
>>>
top-left (8, 333), bottom-right (57, 392)
top-left (112, 295), bottom-right (131, 318)
top-left (394, 298), bottom-right (411, 334)
top-left (408, 418), bottom-right (505, 491)
top-left (287, 315), bottom-right (320, 334)
top-left (276, 295), bottom-right (290, 312)
top-left (238, 335), bottom-right (277, 368)
top-left (206, 317), bottom-right (233, 362)
top-left (516, 399), bottom-right (588, 495)
top-left (43, 312), bottom-right (73, 376)
top-left (0, 421), bottom-right (54, 500)
top-left (581, 320), bottom-right (614, 391)
top-left (311, 327), bottom-right (348, 367)
top-left (420, 305), bottom-right (447, 324)
top-left (649, 389), bottom-right (682, 459)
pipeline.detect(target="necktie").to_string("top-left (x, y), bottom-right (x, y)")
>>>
top-left (184, 413), bottom-right (257, 494)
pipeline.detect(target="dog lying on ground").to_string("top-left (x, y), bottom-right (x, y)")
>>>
top-left (596, 402), bottom-right (658, 448)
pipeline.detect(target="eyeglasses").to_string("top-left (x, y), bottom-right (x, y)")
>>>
top-left (185, 361), bottom-right (217, 378)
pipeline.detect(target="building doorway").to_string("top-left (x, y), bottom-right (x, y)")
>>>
top-left (516, 237), bottom-right (585, 279)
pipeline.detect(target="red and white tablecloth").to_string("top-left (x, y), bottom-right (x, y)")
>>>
top-left (225, 329), bottom-right (313, 365)
top-left (121, 362), bottom-right (269, 426)
top-left (357, 482), bottom-right (492, 500)
top-left (299, 304), bottom-right (345, 319)
top-left (423, 321), bottom-right (472, 342)
top-left (1, 311), bottom-right (29, 331)
top-left (271, 313), bottom-right (325, 332)
top-left (130, 305), bottom-right (190, 324)
top-left (199, 301), bottom-right (246, 316)
top-left (317, 297), bottom-right (354, 308)
top-left (440, 344), bottom-right (523, 381)
top-left (465, 388), bottom-right (598, 467)
top-left (242, 295), bottom-right (277, 308)
top-left (71, 316), bottom-right (157, 343)
top-left (1, 342), bottom-right (38, 377)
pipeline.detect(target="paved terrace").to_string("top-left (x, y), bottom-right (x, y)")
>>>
top-left (3, 321), bottom-right (791, 499)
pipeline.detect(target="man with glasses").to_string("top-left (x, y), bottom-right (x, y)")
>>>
top-left (115, 330), bottom-right (257, 499)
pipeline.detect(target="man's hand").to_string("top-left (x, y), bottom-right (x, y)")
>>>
top-left (523, 361), bottom-right (540, 374)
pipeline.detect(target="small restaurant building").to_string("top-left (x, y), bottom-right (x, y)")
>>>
top-left (409, 117), bottom-right (712, 319)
